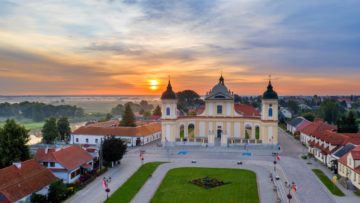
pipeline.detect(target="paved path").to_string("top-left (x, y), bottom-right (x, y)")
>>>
top-left (131, 159), bottom-right (294, 203)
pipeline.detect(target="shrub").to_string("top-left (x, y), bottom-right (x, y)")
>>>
top-left (30, 193), bottom-right (47, 203)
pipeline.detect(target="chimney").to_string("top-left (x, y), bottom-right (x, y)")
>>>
top-left (13, 162), bottom-right (21, 169)
top-left (45, 147), bottom-right (48, 154)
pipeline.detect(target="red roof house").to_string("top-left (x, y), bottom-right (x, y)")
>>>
top-left (0, 160), bottom-right (57, 203)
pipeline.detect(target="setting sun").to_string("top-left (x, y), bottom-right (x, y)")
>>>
top-left (149, 80), bottom-right (159, 90)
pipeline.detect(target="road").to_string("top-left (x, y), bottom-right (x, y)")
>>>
top-left (66, 129), bottom-right (349, 203)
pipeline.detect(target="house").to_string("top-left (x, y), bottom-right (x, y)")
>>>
top-left (71, 122), bottom-right (161, 147)
top-left (331, 143), bottom-right (357, 173)
top-left (338, 145), bottom-right (360, 190)
top-left (287, 117), bottom-right (310, 134)
top-left (0, 160), bottom-right (57, 203)
top-left (35, 145), bottom-right (94, 183)
top-left (280, 107), bottom-right (292, 119)
top-left (299, 119), bottom-right (336, 146)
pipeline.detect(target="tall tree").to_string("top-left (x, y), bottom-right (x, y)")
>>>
top-left (0, 119), bottom-right (30, 168)
top-left (287, 100), bottom-right (299, 115)
top-left (319, 99), bottom-right (343, 124)
top-left (337, 111), bottom-right (359, 133)
top-left (153, 105), bottom-right (162, 116)
top-left (101, 137), bottom-right (127, 166)
top-left (57, 117), bottom-right (71, 141)
top-left (42, 117), bottom-right (59, 144)
top-left (120, 104), bottom-right (136, 127)
top-left (111, 104), bottom-right (125, 116)
top-left (176, 90), bottom-right (204, 113)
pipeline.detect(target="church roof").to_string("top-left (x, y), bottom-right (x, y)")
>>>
top-left (161, 80), bottom-right (176, 100)
top-left (205, 75), bottom-right (234, 100)
top-left (262, 80), bottom-right (278, 100)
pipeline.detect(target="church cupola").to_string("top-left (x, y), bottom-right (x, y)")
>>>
top-left (161, 80), bottom-right (177, 100)
top-left (219, 74), bottom-right (224, 85)
top-left (262, 79), bottom-right (278, 100)
top-left (205, 74), bottom-right (233, 100)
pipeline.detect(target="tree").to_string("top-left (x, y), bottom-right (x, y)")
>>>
top-left (140, 100), bottom-right (154, 112)
top-left (120, 104), bottom-right (136, 127)
top-left (48, 181), bottom-right (67, 203)
top-left (287, 100), bottom-right (299, 115)
top-left (153, 105), bottom-right (162, 116)
top-left (111, 104), bottom-right (125, 116)
top-left (176, 90), bottom-right (204, 113)
top-left (101, 137), bottom-right (127, 166)
top-left (337, 111), bottom-right (358, 133)
top-left (319, 99), bottom-right (343, 124)
top-left (302, 112), bottom-right (315, 122)
top-left (42, 117), bottom-right (59, 144)
top-left (0, 119), bottom-right (30, 168)
top-left (57, 117), bottom-right (71, 142)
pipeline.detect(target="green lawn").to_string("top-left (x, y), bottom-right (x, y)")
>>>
top-left (151, 167), bottom-right (259, 203)
top-left (105, 162), bottom-right (165, 203)
top-left (0, 120), bottom-right (44, 130)
top-left (312, 169), bottom-right (345, 196)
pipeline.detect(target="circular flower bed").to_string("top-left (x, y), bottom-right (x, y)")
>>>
top-left (190, 176), bottom-right (229, 189)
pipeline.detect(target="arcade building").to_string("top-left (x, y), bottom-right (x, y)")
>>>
top-left (160, 75), bottom-right (279, 147)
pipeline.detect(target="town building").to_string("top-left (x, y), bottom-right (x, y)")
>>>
top-left (338, 145), bottom-right (360, 190)
top-left (299, 119), bottom-right (336, 146)
top-left (161, 75), bottom-right (279, 146)
top-left (71, 122), bottom-right (161, 147)
top-left (0, 159), bottom-right (57, 203)
top-left (280, 107), bottom-right (292, 119)
top-left (286, 117), bottom-right (311, 135)
top-left (35, 145), bottom-right (93, 184)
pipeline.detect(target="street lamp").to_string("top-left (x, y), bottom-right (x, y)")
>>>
top-left (103, 176), bottom-right (112, 200)
top-left (285, 181), bottom-right (295, 203)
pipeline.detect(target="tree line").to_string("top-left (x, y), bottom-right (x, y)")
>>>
top-left (0, 102), bottom-right (84, 121)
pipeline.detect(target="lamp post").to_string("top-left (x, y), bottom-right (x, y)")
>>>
top-left (285, 181), bottom-right (295, 203)
top-left (103, 176), bottom-right (112, 200)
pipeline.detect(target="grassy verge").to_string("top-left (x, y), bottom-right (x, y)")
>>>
top-left (279, 123), bottom-right (287, 131)
top-left (151, 167), bottom-right (259, 203)
top-left (312, 169), bottom-right (345, 196)
top-left (105, 162), bottom-right (165, 203)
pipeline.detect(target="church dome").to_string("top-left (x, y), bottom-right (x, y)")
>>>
top-left (205, 75), bottom-right (233, 100)
top-left (161, 80), bottom-right (177, 100)
top-left (262, 80), bottom-right (278, 99)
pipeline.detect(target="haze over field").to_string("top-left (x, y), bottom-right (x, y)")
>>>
top-left (0, 0), bottom-right (359, 96)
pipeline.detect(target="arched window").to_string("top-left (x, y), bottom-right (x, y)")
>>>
top-left (166, 107), bottom-right (170, 116)
top-left (217, 105), bottom-right (222, 114)
top-left (268, 107), bottom-right (273, 117)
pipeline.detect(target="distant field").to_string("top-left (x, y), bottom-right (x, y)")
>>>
top-left (63, 101), bottom-right (121, 114)
top-left (0, 119), bottom-right (44, 130)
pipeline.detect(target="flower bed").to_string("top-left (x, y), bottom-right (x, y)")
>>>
top-left (190, 176), bottom-right (229, 189)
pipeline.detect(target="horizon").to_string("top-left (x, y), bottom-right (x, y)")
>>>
top-left (1, 1), bottom-right (360, 95)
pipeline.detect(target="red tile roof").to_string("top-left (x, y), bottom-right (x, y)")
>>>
top-left (297, 120), bottom-right (312, 131)
top-left (300, 119), bottom-right (336, 137)
top-left (35, 145), bottom-right (93, 171)
top-left (350, 145), bottom-right (360, 160)
top-left (338, 153), bottom-right (348, 166)
top-left (72, 122), bottom-right (161, 137)
top-left (0, 160), bottom-right (57, 203)
top-left (234, 104), bottom-right (260, 117)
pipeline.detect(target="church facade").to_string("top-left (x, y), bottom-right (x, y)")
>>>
top-left (161, 75), bottom-right (279, 146)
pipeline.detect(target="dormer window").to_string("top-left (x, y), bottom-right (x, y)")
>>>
top-left (166, 107), bottom-right (170, 116)
top-left (217, 105), bottom-right (222, 114)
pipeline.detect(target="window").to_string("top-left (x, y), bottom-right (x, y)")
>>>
top-left (71, 171), bottom-right (76, 179)
top-left (86, 138), bottom-right (89, 143)
top-left (43, 162), bottom-right (48, 167)
top-left (268, 107), bottom-right (273, 117)
top-left (50, 162), bottom-right (55, 167)
top-left (75, 138), bottom-right (79, 143)
top-left (95, 139), bottom-right (98, 143)
top-left (217, 105), bottom-right (222, 114)
top-left (166, 107), bottom-right (170, 116)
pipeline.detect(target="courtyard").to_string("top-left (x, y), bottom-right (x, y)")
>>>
top-left (151, 167), bottom-right (259, 203)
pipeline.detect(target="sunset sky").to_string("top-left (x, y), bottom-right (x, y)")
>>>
top-left (0, 0), bottom-right (359, 96)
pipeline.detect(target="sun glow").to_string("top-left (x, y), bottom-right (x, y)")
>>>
top-left (149, 80), bottom-right (159, 90)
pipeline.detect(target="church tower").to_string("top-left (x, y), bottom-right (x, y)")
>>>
top-left (261, 78), bottom-right (279, 144)
top-left (160, 80), bottom-right (177, 145)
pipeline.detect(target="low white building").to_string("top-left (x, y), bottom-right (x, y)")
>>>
top-left (280, 107), bottom-right (292, 119)
top-left (0, 159), bottom-right (57, 203)
top-left (338, 145), bottom-right (360, 190)
top-left (70, 122), bottom-right (161, 147)
top-left (35, 145), bottom-right (94, 183)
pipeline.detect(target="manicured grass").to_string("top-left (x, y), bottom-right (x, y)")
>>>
top-left (312, 169), bottom-right (345, 196)
top-left (151, 167), bottom-right (259, 203)
top-left (105, 162), bottom-right (165, 203)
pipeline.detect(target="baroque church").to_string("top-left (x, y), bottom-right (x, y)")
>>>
top-left (160, 75), bottom-right (279, 146)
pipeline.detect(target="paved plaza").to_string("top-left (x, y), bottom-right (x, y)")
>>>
top-left (66, 129), bottom-right (356, 203)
